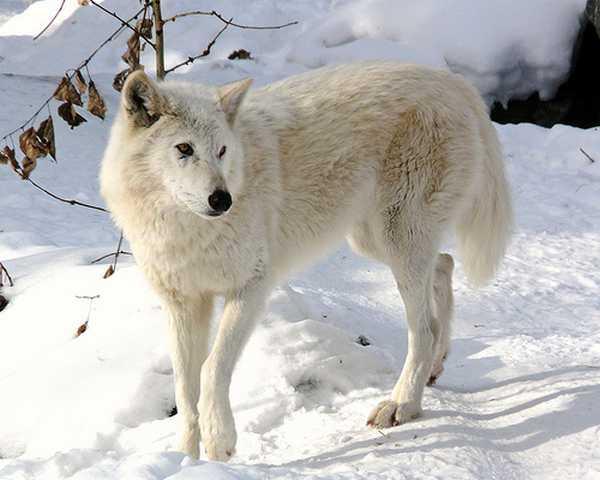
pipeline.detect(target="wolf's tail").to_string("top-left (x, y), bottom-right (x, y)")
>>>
top-left (456, 114), bottom-right (513, 287)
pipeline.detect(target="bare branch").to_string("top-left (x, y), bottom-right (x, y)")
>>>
top-left (163, 9), bottom-right (298, 30)
top-left (34, 0), bottom-right (67, 40)
top-left (580, 147), bottom-right (596, 163)
top-left (6, 149), bottom-right (108, 212)
top-left (111, 231), bottom-right (126, 272)
top-left (165, 21), bottom-right (230, 75)
top-left (25, 175), bottom-right (109, 213)
top-left (89, 0), bottom-right (156, 50)
top-left (90, 250), bottom-right (132, 265)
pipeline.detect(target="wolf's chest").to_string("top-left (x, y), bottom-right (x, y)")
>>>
top-left (131, 220), bottom-right (264, 295)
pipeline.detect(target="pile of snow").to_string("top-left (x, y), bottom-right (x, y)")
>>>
top-left (0, 1), bottom-right (33, 28)
top-left (0, 0), bottom-right (588, 103)
top-left (1, 1), bottom-right (600, 479)
top-left (288, 0), bottom-right (588, 105)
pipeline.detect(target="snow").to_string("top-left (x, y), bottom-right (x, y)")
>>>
top-left (1, 1), bottom-right (599, 479)
top-left (0, 0), bottom-right (588, 102)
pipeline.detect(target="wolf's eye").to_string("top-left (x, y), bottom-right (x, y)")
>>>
top-left (176, 143), bottom-right (194, 156)
top-left (218, 145), bottom-right (227, 158)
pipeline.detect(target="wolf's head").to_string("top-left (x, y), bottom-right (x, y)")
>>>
top-left (117, 70), bottom-right (252, 219)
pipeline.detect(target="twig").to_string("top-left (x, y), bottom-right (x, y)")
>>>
top-left (89, 0), bottom-right (156, 50)
top-left (111, 231), bottom-right (125, 272)
top-left (33, 0), bottom-right (67, 40)
top-left (90, 250), bottom-right (132, 265)
top-left (74, 294), bottom-right (100, 337)
top-left (580, 147), bottom-right (596, 163)
top-left (0, 262), bottom-right (14, 288)
top-left (163, 9), bottom-right (298, 30)
top-left (26, 175), bottom-right (108, 213)
top-left (164, 21), bottom-right (230, 75)
top-left (1, 6), bottom-right (146, 144)
top-left (98, 231), bottom-right (126, 278)
top-left (75, 295), bottom-right (100, 300)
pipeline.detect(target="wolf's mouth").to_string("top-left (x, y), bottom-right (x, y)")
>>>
top-left (206, 210), bottom-right (224, 217)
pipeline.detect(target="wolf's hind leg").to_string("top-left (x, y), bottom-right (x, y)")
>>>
top-left (366, 213), bottom-right (443, 428)
top-left (428, 253), bottom-right (454, 385)
top-left (167, 294), bottom-right (214, 459)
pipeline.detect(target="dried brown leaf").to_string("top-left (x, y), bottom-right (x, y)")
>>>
top-left (112, 68), bottom-right (131, 92)
top-left (21, 156), bottom-right (37, 180)
top-left (58, 102), bottom-right (87, 129)
top-left (87, 81), bottom-right (107, 120)
top-left (0, 149), bottom-right (7, 165)
top-left (19, 127), bottom-right (48, 160)
top-left (37, 116), bottom-right (56, 161)
top-left (77, 0), bottom-right (90, 5)
top-left (74, 70), bottom-right (87, 94)
top-left (2, 146), bottom-right (19, 173)
top-left (137, 18), bottom-right (153, 39)
top-left (122, 32), bottom-right (141, 69)
top-left (228, 49), bottom-right (252, 60)
top-left (53, 76), bottom-right (83, 106)
top-left (103, 265), bottom-right (115, 279)
top-left (75, 321), bottom-right (88, 337)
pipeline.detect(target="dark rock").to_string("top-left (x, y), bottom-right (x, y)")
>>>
top-left (0, 295), bottom-right (8, 312)
top-left (491, 20), bottom-right (600, 128)
top-left (586, 0), bottom-right (600, 38)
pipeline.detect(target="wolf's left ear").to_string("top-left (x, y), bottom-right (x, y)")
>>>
top-left (122, 70), bottom-right (164, 128)
top-left (218, 78), bottom-right (253, 125)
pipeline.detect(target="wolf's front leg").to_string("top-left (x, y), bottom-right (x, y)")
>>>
top-left (199, 278), bottom-right (269, 461)
top-left (167, 294), bottom-right (214, 459)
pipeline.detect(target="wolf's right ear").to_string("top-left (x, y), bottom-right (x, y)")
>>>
top-left (121, 70), bottom-right (164, 128)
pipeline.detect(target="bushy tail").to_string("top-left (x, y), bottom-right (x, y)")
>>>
top-left (457, 117), bottom-right (513, 287)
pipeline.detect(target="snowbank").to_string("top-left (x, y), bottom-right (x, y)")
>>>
top-left (0, 0), bottom-right (588, 103)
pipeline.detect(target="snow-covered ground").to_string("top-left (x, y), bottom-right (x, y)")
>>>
top-left (1, 1), bottom-right (599, 479)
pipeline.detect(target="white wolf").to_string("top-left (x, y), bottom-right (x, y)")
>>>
top-left (100, 62), bottom-right (512, 461)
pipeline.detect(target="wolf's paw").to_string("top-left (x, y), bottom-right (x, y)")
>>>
top-left (203, 434), bottom-right (236, 462)
top-left (200, 410), bottom-right (237, 462)
top-left (428, 362), bottom-right (444, 386)
top-left (366, 400), bottom-right (422, 428)
top-left (178, 425), bottom-right (200, 459)
top-left (428, 352), bottom-right (448, 386)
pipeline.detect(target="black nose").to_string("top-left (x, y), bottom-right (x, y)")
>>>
top-left (208, 189), bottom-right (232, 213)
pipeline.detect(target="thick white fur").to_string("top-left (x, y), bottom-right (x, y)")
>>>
top-left (100, 62), bottom-right (512, 461)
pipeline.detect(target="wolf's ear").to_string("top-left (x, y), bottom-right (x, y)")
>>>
top-left (218, 78), bottom-right (253, 125)
top-left (122, 70), bottom-right (164, 128)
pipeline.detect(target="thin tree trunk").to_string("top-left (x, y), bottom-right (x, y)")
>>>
top-left (151, 0), bottom-right (165, 80)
